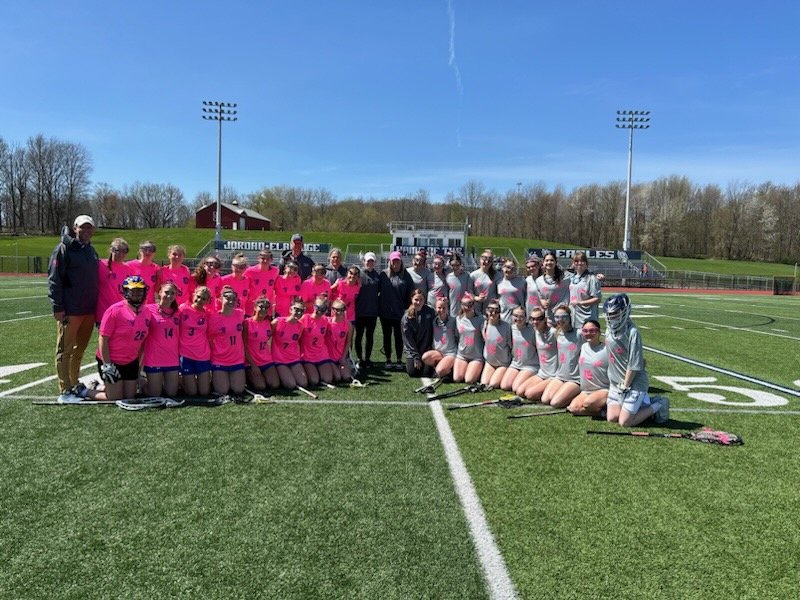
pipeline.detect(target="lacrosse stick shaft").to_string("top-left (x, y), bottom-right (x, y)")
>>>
top-left (447, 399), bottom-right (500, 410)
top-left (508, 409), bottom-right (567, 419)
top-left (296, 385), bottom-right (318, 399)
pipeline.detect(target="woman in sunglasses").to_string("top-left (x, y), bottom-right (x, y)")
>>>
top-left (142, 281), bottom-right (181, 397)
top-left (158, 245), bottom-right (192, 305)
top-left (500, 307), bottom-right (539, 394)
top-left (95, 237), bottom-right (131, 325)
top-left (300, 295), bottom-right (336, 387)
top-left (190, 255), bottom-right (224, 313)
top-left (540, 304), bottom-right (584, 408)
top-left (178, 286), bottom-right (213, 396)
top-left (126, 240), bottom-right (159, 304)
top-left (453, 293), bottom-right (485, 384)
top-left (274, 260), bottom-right (303, 318)
top-left (207, 285), bottom-right (246, 396)
top-left (327, 299), bottom-right (353, 382)
top-left (272, 298), bottom-right (310, 390)
top-left (480, 299), bottom-right (512, 389)
top-left (519, 307), bottom-right (558, 402)
top-left (220, 253), bottom-right (251, 314)
top-left (567, 319), bottom-right (609, 416)
top-left (243, 296), bottom-right (280, 392)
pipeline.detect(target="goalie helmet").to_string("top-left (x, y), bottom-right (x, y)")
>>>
top-left (603, 293), bottom-right (631, 335)
top-left (122, 275), bottom-right (148, 307)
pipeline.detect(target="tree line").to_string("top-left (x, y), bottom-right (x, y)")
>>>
top-left (2, 134), bottom-right (798, 264)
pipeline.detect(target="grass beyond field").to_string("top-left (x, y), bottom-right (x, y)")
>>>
top-left (1, 277), bottom-right (799, 598)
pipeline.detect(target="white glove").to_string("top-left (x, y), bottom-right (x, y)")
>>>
top-left (101, 363), bottom-right (121, 384)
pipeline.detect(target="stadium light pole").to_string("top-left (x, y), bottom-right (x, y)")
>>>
top-left (202, 101), bottom-right (238, 248)
top-left (615, 110), bottom-right (650, 252)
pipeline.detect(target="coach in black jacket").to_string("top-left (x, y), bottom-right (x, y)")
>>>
top-left (401, 290), bottom-right (436, 377)
top-left (378, 251), bottom-right (414, 370)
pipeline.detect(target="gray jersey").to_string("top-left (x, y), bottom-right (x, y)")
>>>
top-left (555, 329), bottom-right (585, 384)
top-left (456, 314), bottom-right (485, 361)
top-left (408, 266), bottom-right (431, 300)
top-left (427, 270), bottom-right (448, 309)
top-left (510, 324), bottom-right (539, 372)
top-left (482, 319), bottom-right (512, 368)
top-left (569, 272), bottom-right (601, 329)
top-left (525, 275), bottom-right (541, 317)
top-left (605, 322), bottom-right (648, 391)
top-left (433, 316), bottom-right (458, 357)
top-left (535, 327), bottom-right (559, 379)
top-left (470, 269), bottom-right (499, 314)
top-left (446, 271), bottom-right (473, 318)
top-left (496, 276), bottom-right (526, 325)
top-left (535, 275), bottom-right (570, 322)
top-left (579, 342), bottom-right (609, 392)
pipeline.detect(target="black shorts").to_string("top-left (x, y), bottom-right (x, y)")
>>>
top-left (96, 357), bottom-right (140, 381)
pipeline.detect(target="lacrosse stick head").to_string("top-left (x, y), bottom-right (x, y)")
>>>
top-left (690, 428), bottom-right (744, 446)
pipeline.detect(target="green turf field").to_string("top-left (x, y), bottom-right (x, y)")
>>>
top-left (1, 277), bottom-right (799, 599)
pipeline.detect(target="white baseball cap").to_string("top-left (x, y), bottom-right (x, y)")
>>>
top-left (364, 252), bottom-right (377, 262)
top-left (73, 215), bottom-right (95, 228)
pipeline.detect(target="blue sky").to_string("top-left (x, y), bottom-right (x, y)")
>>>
top-left (2, 1), bottom-right (798, 202)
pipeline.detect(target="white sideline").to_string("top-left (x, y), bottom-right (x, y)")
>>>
top-left (0, 362), bottom-right (95, 397)
top-left (429, 398), bottom-right (519, 600)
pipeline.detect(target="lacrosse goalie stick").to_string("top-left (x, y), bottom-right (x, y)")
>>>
top-left (586, 427), bottom-right (743, 446)
top-left (508, 408), bottom-right (568, 419)
top-left (33, 399), bottom-right (116, 406)
top-left (448, 394), bottom-right (527, 411)
top-left (116, 397), bottom-right (168, 411)
top-left (428, 383), bottom-right (486, 402)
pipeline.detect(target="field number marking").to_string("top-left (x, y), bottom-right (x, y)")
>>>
top-left (654, 376), bottom-right (787, 407)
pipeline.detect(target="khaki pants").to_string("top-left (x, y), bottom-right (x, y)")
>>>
top-left (55, 314), bottom-right (95, 392)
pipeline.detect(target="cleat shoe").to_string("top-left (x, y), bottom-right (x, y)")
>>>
top-left (71, 383), bottom-right (88, 398)
top-left (653, 396), bottom-right (670, 424)
top-left (57, 392), bottom-right (82, 404)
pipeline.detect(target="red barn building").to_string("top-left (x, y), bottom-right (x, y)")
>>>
top-left (195, 201), bottom-right (271, 231)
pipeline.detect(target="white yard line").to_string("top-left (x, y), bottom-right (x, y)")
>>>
top-left (429, 399), bottom-right (519, 600)
top-left (0, 314), bottom-right (50, 324)
top-left (641, 313), bottom-right (800, 342)
top-left (0, 295), bottom-right (48, 302)
top-left (0, 362), bottom-right (95, 397)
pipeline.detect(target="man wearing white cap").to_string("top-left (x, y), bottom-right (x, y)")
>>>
top-left (47, 215), bottom-right (100, 395)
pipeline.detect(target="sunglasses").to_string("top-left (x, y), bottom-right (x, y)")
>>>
top-left (205, 263), bottom-right (220, 268)
top-left (292, 307), bottom-right (305, 313)
top-left (513, 314), bottom-right (526, 319)
top-left (554, 314), bottom-right (571, 321)
top-left (111, 247), bottom-right (128, 253)
top-left (140, 246), bottom-right (156, 253)
top-left (314, 305), bottom-right (328, 312)
top-left (461, 303), bottom-right (474, 309)
top-left (333, 307), bottom-right (346, 313)
top-left (486, 308), bottom-right (499, 313)
top-left (582, 328), bottom-right (600, 334)
top-left (162, 290), bottom-right (175, 296)
top-left (530, 316), bottom-right (545, 322)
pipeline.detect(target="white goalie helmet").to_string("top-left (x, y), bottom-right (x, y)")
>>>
top-left (603, 293), bottom-right (631, 335)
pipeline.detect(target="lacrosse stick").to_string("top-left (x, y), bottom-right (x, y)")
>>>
top-left (242, 388), bottom-right (275, 404)
top-left (321, 382), bottom-right (337, 390)
top-left (296, 385), bottom-right (318, 399)
top-left (508, 409), bottom-right (568, 419)
top-left (116, 397), bottom-right (167, 411)
top-left (350, 379), bottom-right (369, 388)
top-left (428, 383), bottom-right (485, 401)
top-left (587, 427), bottom-right (743, 446)
top-left (33, 400), bottom-right (116, 406)
top-left (415, 378), bottom-right (443, 394)
top-left (448, 394), bottom-right (526, 411)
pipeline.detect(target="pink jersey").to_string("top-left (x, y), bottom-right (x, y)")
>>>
top-left (301, 278), bottom-right (332, 313)
top-left (245, 265), bottom-right (278, 315)
top-left (142, 304), bottom-right (180, 368)
top-left (220, 274), bottom-right (251, 313)
top-left (271, 318), bottom-right (303, 364)
top-left (160, 265), bottom-right (192, 304)
top-left (244, 317), bottom-right (274, 367)
top-left (95, 260), bottom-right (131, 323)
top-left (208, 309), bottom-right (245, 366)
top-left (126, 260), bottom-right (159, 304)
top-left (97, 300), bottom-right (150, 365)
top-left (300, 314), bottom-right (331, 363)
top-left (333, 280), bottom-right (360, 322)
top-left (326, 318), bottom-right (350, 362)
top-left (274, 275), bottom-right (302, 317)
top-left (178, 303), bottom-right (210, 361)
